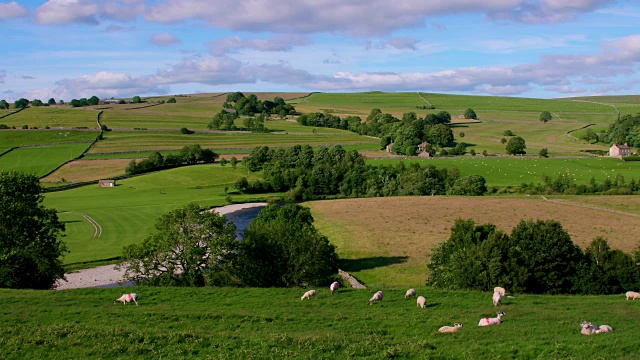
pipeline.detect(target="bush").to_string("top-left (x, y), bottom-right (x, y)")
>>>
top-left (500, 138), bottom-right (507, 144)
top-left (167, 97), bottom-right (177, 103)
top-left (539, 148), bottom-right (549, 157)
top-left (464, 108), bottom-right (477, 119)
top-left (503, 130), bottom-right (515, 136)
top-left (180, 127), bottom-right (194, 134)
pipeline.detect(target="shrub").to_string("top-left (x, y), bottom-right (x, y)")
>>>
top-left (503, 130), bottom-right (515, 136)
top-left (180, 127), bottom-right (194, 134)
top-left (463, 108), bottom-right (477, 119)
top-left (539, 148), bottom-right (549, 157)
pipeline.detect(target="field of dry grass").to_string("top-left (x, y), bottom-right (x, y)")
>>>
top-left (306, 196), bottom-right (640, 287)
top-left (40, 159), bottom-right (135, 183)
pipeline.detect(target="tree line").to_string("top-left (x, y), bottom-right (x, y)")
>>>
top-left (604, 112), bottom-right (640, 147)
top-left (235, 145), bottom-right (487, 200)
top-left (428, 219), bottom-right (640, 295)
top-left (125, 145), bottom-right (218, 175)
top-left (297, 109), bottom-right (459, 156)
top-left (512, 173), bottom-right (639, 195)
top-left (224, 92), bottom-right (296, 117)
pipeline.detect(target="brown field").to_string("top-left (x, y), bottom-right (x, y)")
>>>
top-left (550, 195), bottom-right (640, 215)
top-left (306, 196), bottom-right (640, 288)
top-left (41, 159), bottom-right (135, 183)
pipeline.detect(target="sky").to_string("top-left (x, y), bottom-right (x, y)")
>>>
top-left (2, 0), bottom-right (640, 101)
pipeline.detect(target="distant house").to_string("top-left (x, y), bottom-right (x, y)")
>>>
top-left (103, 99), bottom-right (119, 104)
top-left (418, 151), bottom-right (432, 158)
top-left (610, 143), bottom-right (631, 158)
top-left (224, 108), bottom-right (237, 114)
top-left (98, 179), bottom-right (116, 187)
top-left (417, 141), bottom-right (431, 153)
top-left (386, 142), bottom-right (394, 153)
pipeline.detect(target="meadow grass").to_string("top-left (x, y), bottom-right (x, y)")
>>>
top-left (43, 164), bottom-right (273, 265)
top-left (0, 129), bottom-right (98, 148)
top-left (0, 144), bottom-right (91, 177)
top-left (0, 107), bottom-right (98, 128)
top-left (1, 287), bottom-right (638, 359)
top-left (41, 159), bottom-right (133, 183)
top-left (367, 156), bottom-right (640, 187)
top-left (306, 196), bottom-right (640, 287)
top-left (100, 111), bottom-right (212, 130)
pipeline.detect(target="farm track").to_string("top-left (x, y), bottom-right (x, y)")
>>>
top-left (541, 196), bottom-right (640, 218)
top-left (417, 92), bottom-right (433, 107)
top-left (64, 212), bottom-right (103, 238)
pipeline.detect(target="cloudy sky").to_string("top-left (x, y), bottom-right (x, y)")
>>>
top-left (2, 0), bottom-right (640, 101)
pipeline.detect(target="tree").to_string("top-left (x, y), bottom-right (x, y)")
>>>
top-left (167, 97), bottom-right (176, 103)
top-left (233, 204), bottom-right (338, 287)
top-left (506, 136), bottom-right (526, 155)
top-left (179, 127), bottom-right (193, 134)
top-left (447, 175), bottom-right (487, 195)
top-left (582, 128), bottom-right (597, 143)
top-left (229, 156), bottom-right (238, 168)
top-left (452, 142), bottom-right (467, 155)
top-left (503, 130), bottom-right (515, 136)
top-left (14, 98), bottom-right (29, 109)
top-left (539, 111), bottom-right (552, 123)
top-left (500, 137), bottom-right (507, 144)
top-left (119, 203), bottom-right (238, 286)
top-left (88, 96), bottom-right (99, 106)
top-left (464, 108), bottom-right (477, 119)
top-left (132, 96), bottom-right (142, 103)
top-left (428, 124), bottom-right (453, 147)
top-left (539, 148), bottom-right (549, 157)
top-left (47, 98), bottom-right (56, 105)
top-left (0, 100), bottom-right (9, 109)
top-left (0, 171), bottom-right (67, 289)
top-left (31, 99), bottom-right (44, 107)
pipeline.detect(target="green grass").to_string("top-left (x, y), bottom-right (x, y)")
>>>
top-left (368, 157), bottom-right (640, 186)
top-left (0, 144), bottom-right (91, 177)
top-left (0, 130), bottom-right (98, 148)
top-left (421, 93), bottom-right (615, 112)
top-left (1, 287), bottom-right (638, 359)
top-left (0, 107), bottom-right (98, 128)
top-left (44, 164), bottom-right (272, 265)
top-left (100, 111), bottom-right (212, 130)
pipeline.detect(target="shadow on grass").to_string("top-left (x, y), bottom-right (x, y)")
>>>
top-left (340, 256), bottom-right (408, 272)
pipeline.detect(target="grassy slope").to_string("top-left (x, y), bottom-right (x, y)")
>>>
top-left (0, 107), bottom-right (98, 128)
top-left (1, 287), bottom-right (639, 359)
top-left (367, 157), bottom-right (640, 186)
top-left (0, 144), bottom-right (92, 177)
top-left (43, 164), bottom-right (270, 265)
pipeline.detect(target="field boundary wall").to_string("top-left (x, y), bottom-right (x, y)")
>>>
top-left (0, 107), bottom-right (26, 121)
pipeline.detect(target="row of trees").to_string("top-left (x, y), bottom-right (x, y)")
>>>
top-left (428, 219), bottom-right (640, 294)
top-left (514, 173), bottom-right (640, 195)
top-left (120, 203), bottom-right (338, 287)
top-left (208, 111), bottom-right (269, 132)
top-left (236, 145), bottom-right (487, 199)
top-left (604, 112), bottom-right (640, 147)
top-left (224, 92), bottom-right (296, 117)
top-left (125, 145), bottom-right (218, 175)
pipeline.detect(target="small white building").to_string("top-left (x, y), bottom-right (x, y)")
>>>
top-left (609, 143), bottom-right (631, 158)
top-left (98, 179), bottom-right (116, 187)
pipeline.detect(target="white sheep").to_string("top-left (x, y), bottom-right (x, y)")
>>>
top-left (330, 281), bottom-right (340, 295)
top-left (114, 293), bottom-right (138, 305)
top-left (405, 288), bottom-right (416, 298)
top-left (417, 296), bottom-right (426, 308)
top-left (301, 289), bottom-right (316, 300)
top-left (625, 291), bottom-right (640, 300)
top-left (369, 291), bottom-right (383, 305)
top-left (493, 287), bottom-right (506, 296)
top-left (478, 311), bottom-right (504, 326)
top-left (492, 291), bottom-right (502, 306)
top-left (438, 323), bottom-right (463, 333)
top-left (580, 321), bottom-right (613, 335)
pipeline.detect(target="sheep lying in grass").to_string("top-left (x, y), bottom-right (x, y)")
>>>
top-left (301, 290), bottom-right (316, 300)
top-left (493, 291), bottom-right (502, 306)
top-left (369, 291), bottom-right (383, 305)
top-left (439, 323), bottom-right (463, 333)
top-left (417, 296), bottom-right (426, 308)
top-left (494, 287), bottom-right (506, 296)
top-left (405, 288), bottom-right (416, 298)
top-left (330, 281), bottom-right (339, 295)
top-left (478, 311), bottom-right (504, 326)
top-left (626, 291), bottom-right (640, 300)
top-left (114, 293), bottom-right (138, 305)
top-left (580, 321), bottom-right (613, 335)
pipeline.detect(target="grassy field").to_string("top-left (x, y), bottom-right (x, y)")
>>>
top-left (43, 164), bottom-right (271, 265)
top-left (306, 196), bottom-right (640, 287)
top-left (367, 157), bottom-right (640, 187)
top-left (0, 144), bottom-right (91, 177)
top-left (40, 159), bottom-right (135, 183)
top-left (0, 107), bottom-right (98, 128)
top-left (1, 287), bottom-right (639, 359)
top-left (0, 129), bottom-right (98, 148)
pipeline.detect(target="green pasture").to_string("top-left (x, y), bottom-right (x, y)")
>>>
top-left (87, 130), bottom-right (377, 153)
top-left (2, 287), bottom-right (639, 359)
top-left (43, 165), bottom-right (270, 265)
top-left (0, 107), bottom-right (98, 128)
top-left (0, 130), bottom-right (98, 149)
top-left (368, 157), bottom-right (640, 187)
top-left (100, 111), bottom-right (212, 130)
top-left (0, 144), bottom-right (91, 177)
top-left (295, 92), bottom-right (427, 117)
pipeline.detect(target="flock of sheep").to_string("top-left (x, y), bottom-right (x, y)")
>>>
top-left (114, 287), bottom-right (640, 335)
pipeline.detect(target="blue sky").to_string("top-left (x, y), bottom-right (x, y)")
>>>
top-left (2, 0), bottom-right (640, 101)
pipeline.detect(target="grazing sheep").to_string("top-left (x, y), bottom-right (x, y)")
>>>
top-left (405, 288), bottom-right (416, 298)
top-left (439, 323), bottom-right (463, 333)
top-left (417, 296), bottom-right (426, 308)
top-left (625, 291), bottom-right (640, 300)
top-left (492, 291), bottom-right (502, 306)
top-left (494, 287), bottom-right (506, 296)
top-left (581, 321), bottom-right (613, 335)
top-left (114, 293), bottom-right (138, 305)
top-left (330, 281), bottom-right (339, 295)
top-left (478, 311), bottom-right (504, 326)
top-left (301, 289), bottom-right (316, 301)
top-left (369, 291), bottom-right (383, 305)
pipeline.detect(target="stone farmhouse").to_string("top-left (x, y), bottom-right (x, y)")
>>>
top-left (98, 179), bottom-right (116, 187)
top-left (609, 143), bottom-right (631, 158)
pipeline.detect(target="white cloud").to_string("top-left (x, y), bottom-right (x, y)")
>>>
top-left (208, 35), bottom-right (311, 56)
top-left (366, 37), bottom-right (420, 51)
top-left (101, 0), bottom-right (145, 22)
top-left (491, 0), bottom-right (617, 24)
top-left (35, 0), bottom-right (100, 25)
top-left (0, 1), bottom-right (28, 20)
top-left (150, 33), bottom-right (181, 47)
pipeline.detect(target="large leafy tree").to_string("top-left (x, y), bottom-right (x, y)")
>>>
top-left (13, 98), bottom-right (29, 109)
top-left (119, 203), bottom-right (238, 286)
top-left (506, 136), bottom-right (526, 155)
top-left (0, 171), bottom-right (67, 289)
top-left (539, 111), bottom-right (552, 123)
top-left (428, 124), bottom-right (454, 147)
top-left (234, 204), bottom-right (339, 287)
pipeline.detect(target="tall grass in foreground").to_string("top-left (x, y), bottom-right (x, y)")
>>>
top-left (1, 287), bottom-right (639, 359)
